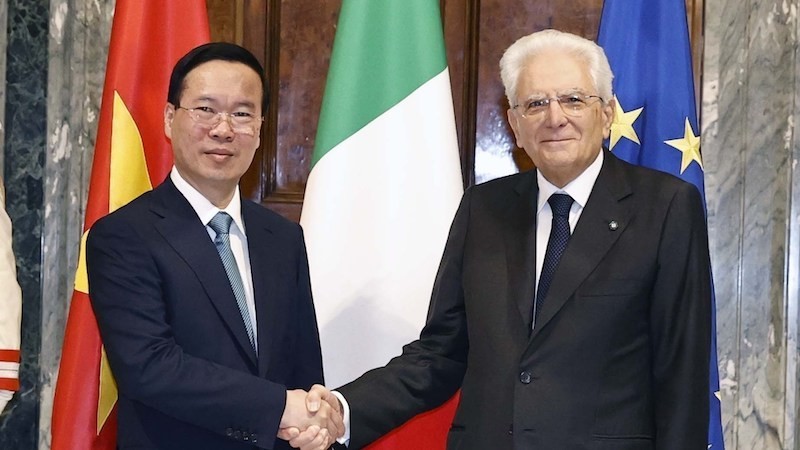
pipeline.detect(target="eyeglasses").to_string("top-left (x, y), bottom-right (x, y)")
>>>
top-left (513, 94), bottom-right (603, 118)
top-left (175, 105), bottom-right (263, 135)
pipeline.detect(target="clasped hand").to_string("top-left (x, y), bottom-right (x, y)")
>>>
top-left (278, 385), bottom-right (342, 450)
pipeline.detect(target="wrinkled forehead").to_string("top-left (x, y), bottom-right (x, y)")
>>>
top-left (516, 51), bottom-right (595, 98)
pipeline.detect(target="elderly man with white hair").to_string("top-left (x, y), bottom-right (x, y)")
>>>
top-left (293, 29), bottom-right (712, 450)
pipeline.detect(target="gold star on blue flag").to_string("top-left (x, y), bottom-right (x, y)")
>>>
top-left (598, 0), bottom-right (725, 448)
top-left (609, 95), bottom-right (643, 150)
top-left (665, 118), bottom-right (703, 173)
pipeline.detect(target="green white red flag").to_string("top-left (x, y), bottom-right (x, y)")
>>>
top-left (301, 1), bottom-right (463, 448)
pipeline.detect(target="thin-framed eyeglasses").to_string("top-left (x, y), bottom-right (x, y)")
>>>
top-left (175, 105), bottom-right (264, 135)
top-left (513, 94), bottom-right (603, 119)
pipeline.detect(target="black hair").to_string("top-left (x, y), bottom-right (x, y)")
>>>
top-left (167, 42), bottom-right (268, 112)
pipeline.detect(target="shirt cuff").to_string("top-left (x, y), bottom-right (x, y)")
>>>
top-left (331, 391), bottom-right (351, 446)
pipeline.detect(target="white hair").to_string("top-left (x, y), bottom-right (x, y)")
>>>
top-left (499, 29), bottom-right (614, 106)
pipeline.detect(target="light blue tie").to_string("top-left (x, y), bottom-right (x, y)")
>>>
top-left (208, 212), bottom-right (256, 354)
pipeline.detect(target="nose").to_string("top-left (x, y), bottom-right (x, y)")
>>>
top-left (208, 113), bottom-right (235, 140)
top-left (544, 99), bottom-right (568, 127)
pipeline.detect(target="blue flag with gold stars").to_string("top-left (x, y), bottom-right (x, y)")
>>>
top-left (597, 0), bottom-right (725, 449)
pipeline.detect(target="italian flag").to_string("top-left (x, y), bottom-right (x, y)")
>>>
top-left (300, 0), bottom-right (463, 448)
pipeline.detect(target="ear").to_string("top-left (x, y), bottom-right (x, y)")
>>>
top-left (601, 96), bottom-right (615, 140)
top-left (164, 103), bottom-right (175, 139)
top-left (507, 108), bottom-right (523, 147)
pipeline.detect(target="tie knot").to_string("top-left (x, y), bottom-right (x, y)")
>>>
top-left (208, 212), bottom-right (233, 235)
top-left (548, 194), bottom-right (574, 218)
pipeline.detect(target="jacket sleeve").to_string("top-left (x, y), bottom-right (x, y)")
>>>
top-left (338, 189), bottom-right (472, 448)
top-left (0, 182), bottom-right (22, 413)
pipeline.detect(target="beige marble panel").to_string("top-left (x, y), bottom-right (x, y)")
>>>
top-left (41, 0), bottom-right (114, 448)
top-left (703, 0), bottom-right (800, 448)
top-left (701, 1), bottom-right (745, 447)
top-left (786, 0), bottom-right (800, 446)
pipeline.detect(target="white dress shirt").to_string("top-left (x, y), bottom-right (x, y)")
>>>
top-left (170, 167), bottom-right (258, 351)
top-left (534, 149), bottom-right (603, 302)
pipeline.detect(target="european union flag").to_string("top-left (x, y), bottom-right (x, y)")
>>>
top-left (597, 0), bottom-right (725, 448)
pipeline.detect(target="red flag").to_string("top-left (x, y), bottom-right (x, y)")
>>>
top-left (51, 2), bottom-right (208, 448)
top-left (366, 394), bottom-right (459, 450)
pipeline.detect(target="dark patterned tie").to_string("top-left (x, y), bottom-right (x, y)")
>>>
top-left (208, 212), bottom-right (256, 353)
top-left (534, 194), bottom-right (574, 328)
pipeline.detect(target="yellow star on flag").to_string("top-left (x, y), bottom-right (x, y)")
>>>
top-left (664, 118), bottom-right (703, 173)
top-left (609, 95), bottom-right (643, 150)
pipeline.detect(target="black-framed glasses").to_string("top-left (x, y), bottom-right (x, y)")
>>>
top-left (175, 105), bottom-right (264, 135)
top-left (513, 94), bottom-right (603, 118)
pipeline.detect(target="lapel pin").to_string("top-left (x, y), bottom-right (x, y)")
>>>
top-left (608, 220), bottom-right (619, 231)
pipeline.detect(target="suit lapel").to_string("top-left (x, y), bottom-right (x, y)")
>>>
top-left (150, 180), bottom-right (258, 368)
top-left (530, 152), bottom-right (635, 340)
top-left (504, 172), bottom-right (540, 330)
top-left (242, 202), bottom-right (279, 377)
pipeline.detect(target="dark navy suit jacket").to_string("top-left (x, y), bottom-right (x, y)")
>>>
top-left (88, 178), bottom-right (323, 450)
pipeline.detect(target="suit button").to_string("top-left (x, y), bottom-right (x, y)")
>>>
top-left (233, 430), bottom-right (242, 440)
top-left (251, 434), bottom-right (258, 444)
top-left (519, 371), bottom-right (532, 384)
top-left (243, 431), bottom-right (250, 441)
top-left (225, 427), bottom-right (233, 437)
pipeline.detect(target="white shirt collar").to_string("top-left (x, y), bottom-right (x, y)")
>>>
top-left (170, 167), bottom-right (245, 233)
top-left (536, 149), bottom-right (604, 213)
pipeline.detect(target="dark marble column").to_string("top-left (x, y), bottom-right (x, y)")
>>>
top-left (0, 0), bottom-right (48, 449)
top-left (0, 2), bottom-right (6, 174)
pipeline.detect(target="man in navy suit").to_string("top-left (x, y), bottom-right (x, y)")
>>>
top-left (87, 43), bottom-right (341, 450)
top-left (292, 29), bottom-right (712, 450)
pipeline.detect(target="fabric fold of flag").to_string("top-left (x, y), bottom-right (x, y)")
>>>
top-left (51, 2), bottom-right (209, 449)
top-left (597, 1), bottom-right (725, 448)
top-left (300, 1), bottom-right (464, 448)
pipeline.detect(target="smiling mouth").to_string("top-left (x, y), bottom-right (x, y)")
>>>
top-left (205, 149), bottom-right (234, 157)
top-left (205, 151), bottom-right (235, 163)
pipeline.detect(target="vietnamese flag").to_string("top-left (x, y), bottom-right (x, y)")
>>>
top-left (51, 1), bottom-right (209, 449)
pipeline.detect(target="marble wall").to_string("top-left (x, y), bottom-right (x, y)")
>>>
top-left (702, 0), bottom-right (800, 448)
top-left (0, 0), bottom-right (49, 449)
top-left (0, 0), bottom-right (6, 174)
top-left (0, 0), bottom-right (113, 448)
top-left (1, 0), bottom-right (48, 449)
top-left (0, 0), bottom-right (797, 448)
top-left (40, 0), bottom-right (113, 447)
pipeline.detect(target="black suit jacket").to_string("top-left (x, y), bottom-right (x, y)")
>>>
top-left (339, 150), bottom-right (712, 450)
top-left (87, 178), bottom-right (324, 450)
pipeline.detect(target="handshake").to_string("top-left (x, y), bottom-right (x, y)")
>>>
top-left (279, 385), bottom-right (344, 450)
